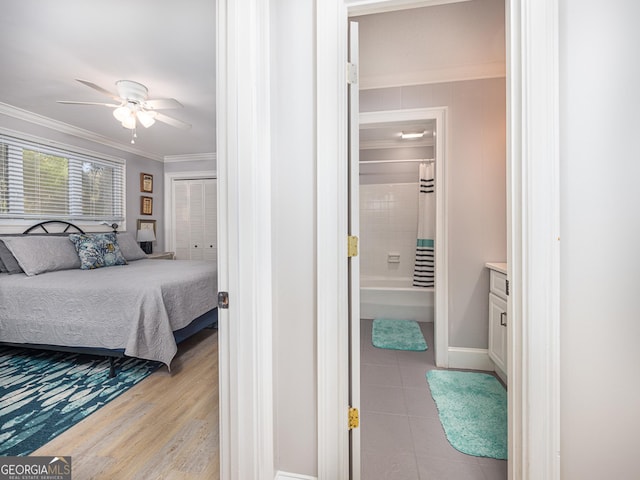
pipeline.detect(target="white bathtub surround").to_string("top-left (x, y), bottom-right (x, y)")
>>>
top-left (360, 276), bottom-right (434, 322)
top-left (359, 183), bottom-right (418, 280)
top-left (413, 161), bottom-right (435, 288)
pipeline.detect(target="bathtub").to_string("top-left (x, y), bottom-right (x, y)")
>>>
top-left (360, 276), bottom-right (434, 322)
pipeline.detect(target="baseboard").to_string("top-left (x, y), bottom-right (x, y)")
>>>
top-left (275, 471), bottom-right (317, 480)
top-left (447, 347), bottom-right (495, 372)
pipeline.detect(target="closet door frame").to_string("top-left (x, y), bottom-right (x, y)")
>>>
top-left (164, 170), bottom-right (217, 256)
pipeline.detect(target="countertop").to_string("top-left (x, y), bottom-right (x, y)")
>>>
top-left (485, 262), bottom-right (507, 275)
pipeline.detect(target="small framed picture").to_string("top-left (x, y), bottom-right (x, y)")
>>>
top-left (140, 173), bottom-right (153, 193)
top-left (141, 196), bottom-right (153, 215)
top-left (137, 218), bottom-right (157, 237)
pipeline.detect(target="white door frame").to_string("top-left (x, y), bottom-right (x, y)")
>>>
top-left (163, 170), bottom-right (216, 255)
top-left (217, 0), bottom-right (275, 478)
top-left (317, 1), bottom-right (561, 480)
top-left (359, 107), bottom-right (448, 368)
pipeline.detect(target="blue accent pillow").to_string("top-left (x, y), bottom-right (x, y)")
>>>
top-left (69, 233), bottom-right (128, 270)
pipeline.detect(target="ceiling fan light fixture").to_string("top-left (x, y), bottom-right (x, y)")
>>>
top-left (137, 110), bottom-right (157, 128)
top-left (113, 105), bottom-right (131, 123)
top-left (121, 113), bottom-right (137, 130)
top-left (61, 78), bottom-right (191, 141)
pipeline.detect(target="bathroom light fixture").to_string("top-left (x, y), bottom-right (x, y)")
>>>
top-left (401, 131), bottom-right (426, 140)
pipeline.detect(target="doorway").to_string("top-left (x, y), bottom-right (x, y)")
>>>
top-left (358, 107), bottom-right (448, 367)
top-left (348, 2), bottom-right (507, 478)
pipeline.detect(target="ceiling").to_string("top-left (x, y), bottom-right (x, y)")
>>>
top-left (0, 0), bottom-right (216, 161)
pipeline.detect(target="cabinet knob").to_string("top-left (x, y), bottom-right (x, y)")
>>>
top-left (194, 245), bottom-right (198, 248)
top-left (500, 312), bottom-right (507, 327)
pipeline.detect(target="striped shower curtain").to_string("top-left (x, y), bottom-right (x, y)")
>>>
top-left (413, 162), bottom-right (435, 288)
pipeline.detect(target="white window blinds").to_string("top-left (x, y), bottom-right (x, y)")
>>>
top-left (0, 134), bottom-right (125, 222)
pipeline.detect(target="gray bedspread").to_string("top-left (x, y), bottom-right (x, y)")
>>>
top-left (0, 259), bottom-right (217, 367)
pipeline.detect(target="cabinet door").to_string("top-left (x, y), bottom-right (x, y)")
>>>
top-left (488, 292), bottom-right (508, 377)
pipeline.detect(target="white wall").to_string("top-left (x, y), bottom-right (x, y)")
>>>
top-left (271, 0), bottom-right (317, 476)
top-left (361, 77), bottom-right (506, 349)
top-left (559, 1), bottom-right (640, 477)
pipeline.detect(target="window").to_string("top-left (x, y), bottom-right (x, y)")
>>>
top-left (0, 134), bottom-right (125, 223)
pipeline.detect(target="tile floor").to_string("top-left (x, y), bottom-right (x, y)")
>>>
top-left (360, 319), bottom-right (507, 480)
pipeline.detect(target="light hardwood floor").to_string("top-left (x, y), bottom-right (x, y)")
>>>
top-left (33, 328), bottom-right (220, 480)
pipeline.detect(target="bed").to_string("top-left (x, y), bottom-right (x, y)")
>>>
top-left (0, 221), bottom-right (218, 376)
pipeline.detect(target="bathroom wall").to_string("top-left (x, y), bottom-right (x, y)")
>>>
top-left (360, 77), bottom-right (506, 349)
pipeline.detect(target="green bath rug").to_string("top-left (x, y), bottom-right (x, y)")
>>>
top-left (372, 319), bottom-right (427, 351)
top-left (426, 370), bottom-right (507, 460)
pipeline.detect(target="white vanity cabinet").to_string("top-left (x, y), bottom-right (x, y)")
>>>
top-left (486, 263), bottom-right (508, 383)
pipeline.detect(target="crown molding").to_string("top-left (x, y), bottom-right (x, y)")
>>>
top-left (0, 102), bottom-right (164, 162)
top-left (163, 152), bottom-right (217, 163)
top-left (347, 0), bottom-right (471, 16)
top-left (359, 61), bottom-right (506, 90)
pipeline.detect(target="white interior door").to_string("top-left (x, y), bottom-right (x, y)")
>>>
top-left (348, 19), bottom-right (361, 480)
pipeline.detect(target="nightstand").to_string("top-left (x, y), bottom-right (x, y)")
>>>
top-left (147, 251), bottom-right (175, 260)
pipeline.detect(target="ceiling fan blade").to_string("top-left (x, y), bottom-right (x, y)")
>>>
top-left (57, 101), bottom-right (120, 107)
top-left (155, 112), bottom-right (191, 130)
top-left (75, 79), bottom-right (121, 101)
top-left (144, 98), bottom-right (183, 110)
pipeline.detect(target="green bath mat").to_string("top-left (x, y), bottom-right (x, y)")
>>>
top-left (372, 319), bottom-right (427, 351)
top-left (426, 370), bottom-right (507, 460)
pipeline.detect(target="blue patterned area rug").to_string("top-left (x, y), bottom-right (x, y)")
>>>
top-left (372, 319), bottom-right (428, 351)
top-left (0, 346), bottom-right (160, 456)
top-left (426, 370), bottom-right (507, 460)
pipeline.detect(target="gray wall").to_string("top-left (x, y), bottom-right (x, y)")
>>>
top-left (163, 158), bottom-right (216, 174)
top-left (0, 114), bottom-right (167, 250)
top-left (559, 0), bottom-right (640, 477)
top-left (361, 78), bottom-right (507, 349)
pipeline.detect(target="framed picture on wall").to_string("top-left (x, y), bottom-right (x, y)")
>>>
top-left (140, 173), bottom-right (153, 193)
top-left (141, 196), bottom-right (153, 215)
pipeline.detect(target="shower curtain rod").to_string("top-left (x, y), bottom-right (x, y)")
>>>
top-left (359, 158), bottom-right (434, 165)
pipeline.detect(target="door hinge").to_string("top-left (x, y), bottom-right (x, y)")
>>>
top-left (347, 62), bottom-right (358, 85)
top-left (348, 406), bottom-right (360, 430)
top-left (217, 291), bottom-right (229, 309)
top-left (347, 235), bottom-right (359, 258)
top-left (505, 279), bottom-right (510, 296)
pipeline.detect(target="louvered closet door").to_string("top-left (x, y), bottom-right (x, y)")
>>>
top-left (172, 178), bottom-right (217, 261)
top-left (173, 180), bottom-right (191, 260)
top-left (189, 181), bottom-right (205, 259)
top-left (202, 179), bottom-right (217, 260)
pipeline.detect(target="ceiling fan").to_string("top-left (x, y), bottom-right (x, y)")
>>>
top-left (58, 79), bottom-right (191, 143)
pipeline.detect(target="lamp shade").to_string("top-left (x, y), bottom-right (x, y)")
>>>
top-left (137, 229), bottom-right (156, 242)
